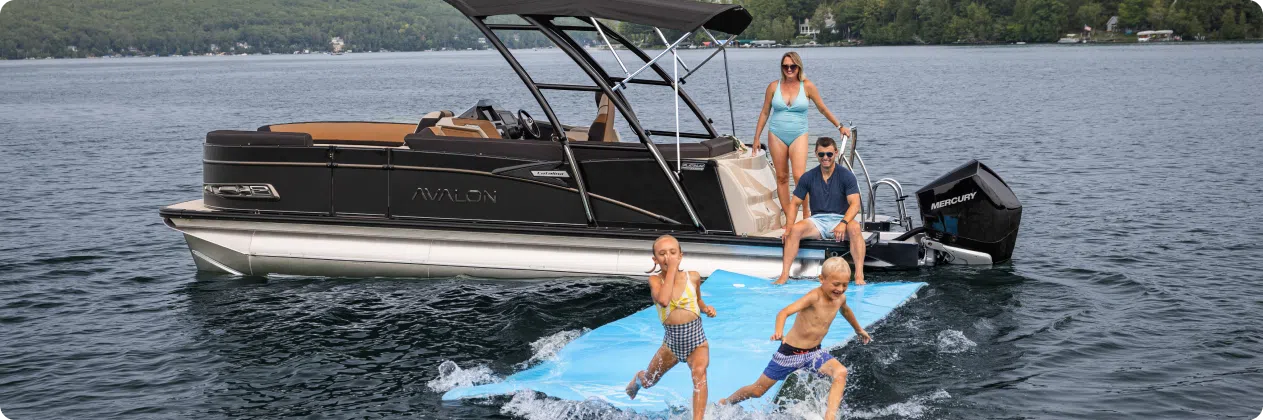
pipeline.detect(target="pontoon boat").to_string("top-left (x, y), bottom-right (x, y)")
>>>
top-left (159, 0), bottom-right (1022, 279)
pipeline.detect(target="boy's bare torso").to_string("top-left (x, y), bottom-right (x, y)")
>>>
top-left (783, 289), bottom-right (846, 348)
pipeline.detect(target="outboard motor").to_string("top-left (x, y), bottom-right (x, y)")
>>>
top-left (916, 160), bottom-right (1021, 265)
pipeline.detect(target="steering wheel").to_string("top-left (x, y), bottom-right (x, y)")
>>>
top-left (517, 109), bottom-right (541, 139)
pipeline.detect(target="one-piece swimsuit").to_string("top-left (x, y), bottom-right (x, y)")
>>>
top-left (768, 80), bottom-right (809, 145)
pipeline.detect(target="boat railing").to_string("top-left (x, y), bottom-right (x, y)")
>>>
top-left (869, 178), bottom-right (912, 230)
top-left (839, 128), bottom-right (910, 229)
top-left (837, 128), bottom-right (873, 218)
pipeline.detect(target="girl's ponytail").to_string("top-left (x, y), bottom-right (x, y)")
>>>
top-left (645, 262), bottom-right (662, 274)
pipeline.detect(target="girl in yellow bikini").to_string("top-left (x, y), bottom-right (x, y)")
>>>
top-left (751, 52), bottom-right (853, 224)
top-left (625, 235), bottom-right (717, 420)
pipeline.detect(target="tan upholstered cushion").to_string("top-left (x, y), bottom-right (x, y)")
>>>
top-left (266, 122), bottom-right (415, 146)
top-left (449, 118), bottom-right (501, 139)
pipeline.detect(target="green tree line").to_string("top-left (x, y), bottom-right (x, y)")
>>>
top-left (0, 0), bottom-right (559, 59)
top-left (1, 0), bottom-right (1260, 59)
top-left (739, 0), bottom-right (1261, 44)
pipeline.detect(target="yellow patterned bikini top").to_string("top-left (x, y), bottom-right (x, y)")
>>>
top-left (656, 271), bottom-right (700, 322)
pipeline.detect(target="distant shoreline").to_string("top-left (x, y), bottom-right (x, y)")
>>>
top-left (4, 39), bottom-right (1261, 61)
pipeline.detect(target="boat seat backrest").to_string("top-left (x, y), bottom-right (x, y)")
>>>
top-left (416, 110), bottom-right (454, 133)
top-left (404, 132), bottom-right (563, 160)
top-left (565, 127), bottom-right (590, 142)
top-left (261, 122), bottom-right (412, 146)
top-left (641, 137), bottom-right (737, 159)
top-left (450, 118), bottom-right (501, 139)
top-left (434, 117), bottom-right (501, 139)
top-left (587, 93), bottom-right (620, 142)
top-left (420, 125), bottom-right (484, 139)
top-left (207, 130), bottom-right (313, 147)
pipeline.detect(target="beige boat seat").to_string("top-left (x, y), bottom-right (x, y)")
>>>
top-left (418, 125), bottom-right (484, 138)
top-left (564, 126), bottom-right (589, 141)
top-left (416, 110), bottom-right (455, 133)
top-left (433, 117), bottom-right (501, 139)
top-left (587, 93), bottom-right (620, 142)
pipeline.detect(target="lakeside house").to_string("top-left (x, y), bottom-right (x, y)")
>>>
top-left (331, 37), bottom-right (345, 53)
top-left (1107, 16), bottom-right (1119, 32)
top-left (798, 12), bottom-right (837, 39)
top-left (799, 19), bottom-right (819, 37)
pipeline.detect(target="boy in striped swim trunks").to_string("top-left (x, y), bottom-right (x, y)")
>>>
top-left (718, 257), bottom-right (871, 420)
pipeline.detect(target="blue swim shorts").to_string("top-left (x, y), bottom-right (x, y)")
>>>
top-left (761, 342), bottom-right (835, 381)
top-left (807, 213), bottom-right (847, 240)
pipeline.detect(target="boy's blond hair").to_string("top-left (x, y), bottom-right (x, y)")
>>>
top-left (820, 257), bottom-right (852, 280)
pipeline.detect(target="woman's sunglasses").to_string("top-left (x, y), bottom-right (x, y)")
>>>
top-left (782, 64), bottom-right (799, 72)
top-left (817, 152), bottom-right (835, 158)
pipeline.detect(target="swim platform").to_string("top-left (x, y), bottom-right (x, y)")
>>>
top-left (442, 270), bottom-right (926, 413)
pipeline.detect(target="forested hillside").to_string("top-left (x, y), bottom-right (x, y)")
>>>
top-left (0, 0), bottom-right (1259, 59)
top-left (742, 0), bottom-right (1261, 44)
top-left (0, 0), bottom-right (545, 59)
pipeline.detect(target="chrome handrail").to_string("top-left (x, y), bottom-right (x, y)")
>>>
top-left (836, 128), bottom-right (873, 222)
top-left (869, 178), bottom-right (911, 230)
top-left (852, 149), bottom-right (875, 221)
top-left (846, 126), bottom-right (858, 168)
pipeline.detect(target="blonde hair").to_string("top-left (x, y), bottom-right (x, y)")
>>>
top-left (779, 51), bottom-right (807, 82)
top-left (646, 235), bottom-right (680, 274)
top-left (820, 256), bottom-right (852, 280)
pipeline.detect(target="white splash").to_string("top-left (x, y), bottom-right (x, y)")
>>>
top-left (500, 390), bottom-right (647, 420)
top-left (426, 360), bottom-right (501, 392)
top-left (745, 370), bottom-right (850, 420)
top-left (520, 328), bottom-right (589, 368)
top-left (496, 382), bottom-right (947, 420)
top-left (936, 330), bottom-right (976, 354)
top-left (849, 390), bottom-right (951, 419)
top-left (877, 350), bottom-right (901, 366)
top-left (972, 318), bottom-right (994, 333)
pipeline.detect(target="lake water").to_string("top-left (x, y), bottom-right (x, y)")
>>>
top-left (2, 44), bottom-right (1262, 419)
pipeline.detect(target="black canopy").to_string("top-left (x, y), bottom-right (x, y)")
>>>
top-left (443, 0), bottom-right (752, 34)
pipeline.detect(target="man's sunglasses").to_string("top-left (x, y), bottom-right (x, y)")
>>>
top-left (782, 64), bottom-right (799, 71)
top-left (817, 152), bottom-right (835, 158)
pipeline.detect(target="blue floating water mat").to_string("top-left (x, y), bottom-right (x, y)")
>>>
top-left (443, 270), bottom-right (926, 413)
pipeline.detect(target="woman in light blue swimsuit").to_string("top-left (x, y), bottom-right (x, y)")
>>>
top-left (752, 52), bottom-right (852, 222)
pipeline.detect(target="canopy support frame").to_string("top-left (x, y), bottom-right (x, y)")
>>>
top-left (529, 16), bottom-right (707, 231)
top-left (469, 16), bottom-right (597, 227)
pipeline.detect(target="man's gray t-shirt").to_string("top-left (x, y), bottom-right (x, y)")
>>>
top-left (792, 166), bottom-right (860, 215)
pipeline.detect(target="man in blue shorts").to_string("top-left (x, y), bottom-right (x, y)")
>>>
top-left (775, 137), bottom-right (866, 285)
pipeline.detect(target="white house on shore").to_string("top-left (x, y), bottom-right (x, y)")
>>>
top-left (799, 13), bottom-right (837, 38)
top-left (800, 19), bottom-right (819, 37)
top-left (330, 37), bottom-right (345, 52)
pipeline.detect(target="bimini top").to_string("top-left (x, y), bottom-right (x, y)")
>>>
top-left (443, 0), bottom-right (752, 34)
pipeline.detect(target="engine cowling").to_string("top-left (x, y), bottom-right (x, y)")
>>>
top-left (915, 160), bottom-right (1021, 264)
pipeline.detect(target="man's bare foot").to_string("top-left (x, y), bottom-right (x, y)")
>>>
top-left (773, 274), bottom-right (790, 285)
top-left (854, 272), bottom-right (866, 285)
top-left (625, 371), bottom-right (644, 399)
